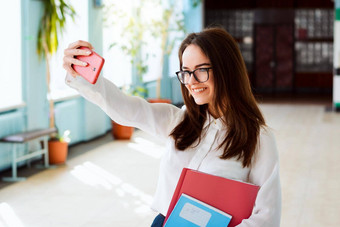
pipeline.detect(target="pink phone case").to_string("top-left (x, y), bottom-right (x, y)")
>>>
top-left (72, 47), bottom-right (105, 84)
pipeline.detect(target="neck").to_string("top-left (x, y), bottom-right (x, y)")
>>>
top-left (208, 106), bottom-right (221, 119)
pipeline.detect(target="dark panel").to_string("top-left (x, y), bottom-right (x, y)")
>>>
top-left (295, 0), bottom-right (333, 8)
top-left (275, 25), bottom-right (294, 90)
top-left (254, 9), bottom-right (294, 24)
top-left (204, 0), bottom-right (333, 9)
top-left (255, 0), bottom-right (294, 8)
top-left (295, 73), bottom-right (333, 88)
top-left (205, 0), bottom-right (255, 9)
top-left (255, 25), bottom-right (275, 90)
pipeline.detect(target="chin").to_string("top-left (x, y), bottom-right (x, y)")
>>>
top-left (193, 98), bottom-right (208, 105)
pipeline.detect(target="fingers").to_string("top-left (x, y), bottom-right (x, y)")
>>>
top-left (62, 57), bottom-right (79, 77)
top-left (64, 47), bottom-right (92, 58)
top-left (63, 40), bottom-right (94, 77)
top-left (63, 55), bottom-right (88, 67)
top-left (68, 40), bottom-right (94, 50)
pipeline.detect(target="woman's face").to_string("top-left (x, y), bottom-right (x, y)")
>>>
top-left (182, 44), bottom-right (214, 106)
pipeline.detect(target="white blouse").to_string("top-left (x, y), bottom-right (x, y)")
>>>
top-left (66, 74), bottom-right (281, 226)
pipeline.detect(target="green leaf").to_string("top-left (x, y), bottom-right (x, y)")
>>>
top-left (37, 0), bottom-right (76, 59)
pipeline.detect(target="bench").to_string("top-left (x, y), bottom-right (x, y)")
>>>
top-left (0, 127), bottom-right (57, 182)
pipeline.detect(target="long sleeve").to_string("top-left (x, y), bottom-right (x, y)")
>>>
top-left (65, 74), bottom-right (182, 139)
top-left (236, 128), bottom-right (282, 227)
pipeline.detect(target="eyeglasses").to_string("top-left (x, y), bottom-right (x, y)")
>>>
top-left (176, 67), bottom-right (212, 85)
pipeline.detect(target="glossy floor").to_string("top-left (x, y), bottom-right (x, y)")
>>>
top-left (0, 100), bottom-right (339, 227)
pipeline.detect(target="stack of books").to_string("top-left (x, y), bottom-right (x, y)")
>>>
top-left (163, 168), bottom-right (260, 227)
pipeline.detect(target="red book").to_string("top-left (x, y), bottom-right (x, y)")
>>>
top-left (163, 168), bottom-right (260, 227)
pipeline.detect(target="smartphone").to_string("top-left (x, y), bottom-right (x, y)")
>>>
top-left (72, 46), bottom-right (105, 84)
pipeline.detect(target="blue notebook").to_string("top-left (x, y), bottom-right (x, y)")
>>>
top-left (164, 193), bottom-right (232, 227)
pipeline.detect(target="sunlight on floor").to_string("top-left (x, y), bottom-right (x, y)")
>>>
top-left (70, 161), bottom-right (154, 215)
top-left (70, 161), bottom-right (122, 190)
top-left (0, 203), bottom-right (24, 227)
top-left (127, 136), bottom-right (165, 159)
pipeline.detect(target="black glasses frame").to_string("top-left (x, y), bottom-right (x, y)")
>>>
top-left (175, 67), bottom-right (212, 85)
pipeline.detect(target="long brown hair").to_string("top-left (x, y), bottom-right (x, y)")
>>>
top-left (170, 27), bottom-right (265, 168)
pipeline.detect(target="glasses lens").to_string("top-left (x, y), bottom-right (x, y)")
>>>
top-left (194, 68), bottom-right (209, 82)
top-left (176, 68), bottom-right (210, 84)
top-left (177, 71), bottom-right (189, 84)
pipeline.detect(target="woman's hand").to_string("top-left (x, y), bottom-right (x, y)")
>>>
top-left (63, 40), bottom-right (94, 77)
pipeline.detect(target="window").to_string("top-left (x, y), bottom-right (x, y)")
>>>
top-left (49, 0), bottom-right (89, 101)
top-left (0, 0), bottom-right (23, 111)
top-left (103, 0), bottom-right (184, 86)
top-left (103, 0), bottom-right (133, 87)
top-left (205, 10), bottom-right (254, 71)
top-left (141, 0), bottom-right (185, 80)
top-left (295, 9), bottom-right (333, 72)
top-left (140, 2), bottom-right (164, 82)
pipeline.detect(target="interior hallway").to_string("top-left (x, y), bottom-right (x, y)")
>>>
top-left (0, 99), bottom-right (339, 227)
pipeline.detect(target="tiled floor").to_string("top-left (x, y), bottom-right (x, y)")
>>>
top-left (0, 131), bottom-right (164, 227)
top-left (0, 99), bottom-right (339, 227)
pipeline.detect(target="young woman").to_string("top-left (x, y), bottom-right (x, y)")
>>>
top-left (63, 27), bottom-right (281, 226)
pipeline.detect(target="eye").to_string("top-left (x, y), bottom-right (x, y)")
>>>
top-left (197, 68), bottom-right (207, 72)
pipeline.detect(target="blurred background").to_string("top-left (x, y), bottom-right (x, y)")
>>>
top-left (0, 0), bottom-right (339, 226)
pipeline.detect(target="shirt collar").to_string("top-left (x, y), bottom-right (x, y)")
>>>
top-left (203, 113), bottom-right (224, 130)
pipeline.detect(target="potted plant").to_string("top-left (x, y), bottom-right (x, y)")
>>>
top-left (37, 0), bottom-right (76, 163)
top-left (48, 130), bottom-right (71, 164)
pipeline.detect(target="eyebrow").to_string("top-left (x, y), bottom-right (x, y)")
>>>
top-left (182, 63), bottom-right (211, 70)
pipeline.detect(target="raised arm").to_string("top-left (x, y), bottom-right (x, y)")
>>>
top-left (63, 40), bottom-right (182, 139)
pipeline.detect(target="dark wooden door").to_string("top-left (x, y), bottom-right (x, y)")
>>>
top-left (254, 24), bottom-right (294, 93)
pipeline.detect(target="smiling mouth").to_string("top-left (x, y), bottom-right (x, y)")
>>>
top-left (191, 87), bottom-right (207, 93)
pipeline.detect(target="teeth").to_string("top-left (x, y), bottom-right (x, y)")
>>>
top-left (192, 88), bottom-right (206, 92)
